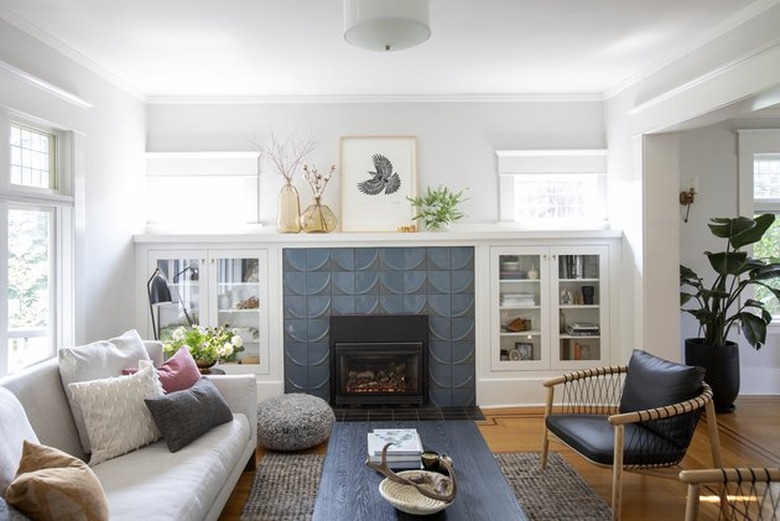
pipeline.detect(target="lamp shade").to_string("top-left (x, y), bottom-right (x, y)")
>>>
top-left (148, 269), bottom-right (172, 305)
top-left (344, 0), bottom-right (430, 52)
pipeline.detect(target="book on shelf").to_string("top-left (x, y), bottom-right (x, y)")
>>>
top-left (500, 293), bottom-right (535, 307)
top-left (366, 428), bottom-right (423, 468)
top-left (565, 323), bottom-right (600, 336)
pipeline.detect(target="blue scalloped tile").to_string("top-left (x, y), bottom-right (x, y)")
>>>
top-left (380, 271), bottom-right (404, 294)
top-left (428, 362), bottom-right (452, 387)
top-left (451, 294), bottom-right (475, 317)
top-left (452, 270), bottom-right (475, 294)
top-left (428, 388), bottom-right (451, 408)
top-left (331, 249), bottom-right (355, 271)
top-left (452, 342), bottom-right (475, 364)
top-left (332, 272), bottom-right (355, 295)
top-left (331, 295), bottom-right (356, 314)
top-left (305, 272), bottom-right (331, 295)
top-left (284, 343), bottom-right (308, 366)
top-left (284, 296), bottom-right (308, 319)
top-left (284, 365), bottom-right (308, 391)
top-left (427, 248), bottom-right (451, 270)
top-left (403, 295), bottom-right (427, 314)
top-left (428, 341), bottom-right (452, 364)
top-left (404, 248), bottom-right (427, 270)
top-left (404, 271), bottom-right (426, 294)
top-left (380, 295), bottom-right (404, 314)
top-left (355, 294), bottom-right (380, 314)
top-left (308, 319), bottom-right (329, 342)
top-left (283, 272), bottom-right (307, 296)
top-left (451, 247), bottom-right (474, 270)
top-left (355, 271), bottom-right (379, 294)
top-left (451, 318), bottom-right (475, 342)
top-left (451, 365), bottom-right (475, 388)
top-left (428, 271), bottom-right (451, 294)
top-left (381, 248), bottom-right (404, 271)
top-left (428, 295), bottom-right (452, 318)
top-left (307, 295), bottom-right (331, 319)
top-left (307, 249), bottom-right (331, 271)
top-left (308, 366), bottom-right (330, 391)
top-left (355, 248), bottom-right (380, 270)
top-left (283, 249), bottom-right (308, 272)
top-left (285, 319), bottom-right (309, 343)
top-left (308, 342), bottom-right (330, 365)
top-left (429, 317), bottom-right (452, 341)
top-left (451, 389), bottom-right (475, 407)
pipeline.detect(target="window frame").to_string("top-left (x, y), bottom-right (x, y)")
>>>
top-left (737, 129), bottom-right (780, 328)
top-left (1, 112), bottom-right (74, 375)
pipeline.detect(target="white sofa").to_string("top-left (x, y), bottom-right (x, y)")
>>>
top-left (0, 340), bottom-right (257, 521)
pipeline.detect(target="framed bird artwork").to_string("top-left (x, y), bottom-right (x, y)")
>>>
top-left (340, 136), bottom-right (418, 232)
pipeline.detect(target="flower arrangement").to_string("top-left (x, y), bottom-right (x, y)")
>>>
top-left (302, 164), bottom-right (336, 199)
top-left (162, 325), bottom-right (244, 365)
top-left (263, 132), bottom-right (317, 184)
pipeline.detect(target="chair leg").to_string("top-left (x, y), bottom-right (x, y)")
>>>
top-left (612, 424), bottom-right (625, 521)
top-left (684, 483), bottom-right (700, 521)
top-left (541, 385), bottom-right (554, 470)
top-left (704, 400), bottom-right (723, 468)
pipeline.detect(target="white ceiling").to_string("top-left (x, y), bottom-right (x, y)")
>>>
top-left (0, 0), bottom-right (762, 100)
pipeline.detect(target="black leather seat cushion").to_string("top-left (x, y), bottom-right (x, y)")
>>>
top-left (546, 414), bottom-right (687, 466)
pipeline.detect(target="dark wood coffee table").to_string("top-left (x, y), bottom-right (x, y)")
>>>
top-left (312, 420), bottom-right (527, 520)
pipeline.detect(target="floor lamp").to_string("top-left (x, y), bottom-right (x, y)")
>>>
top-left (147, 268), bottom-right (172, 340)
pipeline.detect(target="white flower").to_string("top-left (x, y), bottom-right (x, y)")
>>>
top-left (220, 343), bottom-right (234, 357)
top-left (231, 335), bottom-right (244, 348)
top-left (172, 327), bottom-right (186, 340)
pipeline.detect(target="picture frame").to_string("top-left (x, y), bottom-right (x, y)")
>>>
top-left (340, 136), bottom-right (417, 232)
top-left (514, 342), bottom-right (534, 361)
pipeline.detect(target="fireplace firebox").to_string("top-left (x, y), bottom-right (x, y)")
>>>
top-left (330, 315), bottom-right (428, 406)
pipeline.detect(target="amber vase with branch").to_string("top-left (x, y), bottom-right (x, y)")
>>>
top-left (301, 164), bottom-right (337, 233)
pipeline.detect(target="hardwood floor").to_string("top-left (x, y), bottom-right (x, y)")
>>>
top-left (218, 396), bottom-right (780, 520)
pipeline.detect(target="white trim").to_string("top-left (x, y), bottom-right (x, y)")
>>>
top-left (145, 93), bottom-right (605, 105)
top-left (496, 149), bottom-right (608, 174)
top-left (0, 60), bottom-right (92, 109)
top-left (606, 0), bottom-right (780, 99)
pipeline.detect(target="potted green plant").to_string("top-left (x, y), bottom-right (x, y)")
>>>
top-left (407, 186), bottom-right (467, 231)
top-left (680, 214), bottom-right (780, 412)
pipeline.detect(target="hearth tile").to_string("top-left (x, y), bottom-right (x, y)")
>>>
top-left (450, 294), bottom-right (475, 317)
top-left (451, 365), bottom-right (475, 389)
top-left (439, 408), bottom-right (469, 420)
top-left (307, 295), bottom-right (331, 319)
top-left (284, 296), bottom-right (307, 319)
top-left (331, 249), bottom-right (355, 271)
top-left (402, 295), bottom-right (426, 314)
top-left (331, 272), bottom-right (355, 295)
top-left (283, 272), bottom-right (307, 296)
top-left (450, 247), bottom-right (475, 270)
top-left (451, 342), bottom-right (475, 364)
top-left (379, 271), bottom-right (403, 294)
top-left (404, 248), bottom-right (427, 270)
top-left (428, 317), bottom-right (452, 341)
top-left (417, 408), bottom-right (445, 421)
top-left (366, 409), bottom-right (394, 421)
top-left (451, 270), bottom-right (475, 293)
top-left (428, 388), bottom-right (452, 408)
top-left (354, 271), bottom-right (379, 294)
top-left (428, 341), bottom-right (452, 364)
top-left (427, 271), bottom-right (452, 294)
top-left (451, 388), bottom-right (477, 407)
top-left (284, 319), bottom-right (308, 342)
top-left (307, 342), bottom-right (329, 365)
top-left (307, 319), bottom-right (329, 342)
top-left (354, 248), bottom-right (380, 270)
top-left (284, 343), bottom-right (308, 366)
top-left (427, 248), bottom-right (451, 270)
top-left (403, 271), bottom-right (426, 293)
top-left (331, 295), bottom-right (356, 314)
top-left (381, 248), bottom-right (404, 271)
top-left (428, 294), bottom-right (452, 317)
top-left (379, 295), bottom-right (404, 314)
top-left (428, 362), bottom-right (452, 387)
top-left (391, 409), bottom-right (419, 420)
top-left (283, 249), bottom-right (307, 272)
top-left (451, 318), bottom-right (475, 342)
top-left (305, 272), bottom-right (331, 295)
top-left (307, 249), bottom-right (331, 271)
top-left (355, 295), bottom-right (380, 313)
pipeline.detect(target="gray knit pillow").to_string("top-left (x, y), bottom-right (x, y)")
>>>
top-left (144, 378), bottom-right (233, 452)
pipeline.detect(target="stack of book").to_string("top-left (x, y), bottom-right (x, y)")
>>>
top-left (500, 293), bottom-right (535, 307)
top-left (366, 428), bottom-right (423, 469)
top-left (566, 323), bottom-right (600, 336)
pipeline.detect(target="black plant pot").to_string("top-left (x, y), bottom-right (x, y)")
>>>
top-left (684, 338), bottom-right (740, 413)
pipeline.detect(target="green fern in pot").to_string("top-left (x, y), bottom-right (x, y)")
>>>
top-left (407, 186), bottom-right (467, 231)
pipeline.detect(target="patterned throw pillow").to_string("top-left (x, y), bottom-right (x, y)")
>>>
top-left (59, 329), bottom-right (151, 454)
top-left (67, 360), bottom-right (164, 466)
top-left (6, 441), bottom-right (109, 521)
top-left (145, 378), bottom-right (233, 452)
top-left (123, 346), bottom-right (201, 393)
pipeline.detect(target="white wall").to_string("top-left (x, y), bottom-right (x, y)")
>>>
top-left (679, 120), bottom-right (780, 394)
top-left (0, 18), bottom-right (147, 344)
top-left (146, 101), bottom-right (606, 226)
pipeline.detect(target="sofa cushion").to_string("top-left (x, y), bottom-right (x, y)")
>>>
top-left (619, 349), bottom-right (705, 412)
top-left (91, 414), bottom-right (250, 521)
top-left (145, 378), bottom-right (233, 452)
top-left (6, 441), bottom-right (108, 521)
top-left (59, 329), bottom-right (151, 454)
top-left (124, 346), bottom-right (200, 393)
top-left (0, 388), bottom-right (39, 499)
top-left (67, 361), bottom-right (163, 466)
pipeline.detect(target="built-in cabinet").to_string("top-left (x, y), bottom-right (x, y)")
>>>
top-left (144, 249), bottom-right (269, 375)
top-left (490, 245), bottom-right (609, 371)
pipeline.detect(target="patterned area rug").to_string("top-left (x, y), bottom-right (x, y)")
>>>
top-left (239, 451), bottom-right (611, 521)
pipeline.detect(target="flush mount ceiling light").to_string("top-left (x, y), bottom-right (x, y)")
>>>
top-left (343, 0), bottom-right (431, 52)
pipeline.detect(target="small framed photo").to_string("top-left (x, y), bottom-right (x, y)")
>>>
top-left (340, 136), bottom-right (417, 232)
top-left (514, 342), bottom-right (534, 361)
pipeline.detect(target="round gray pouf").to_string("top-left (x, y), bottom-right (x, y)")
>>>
top-left (257, 393), bottom-right (335, 451)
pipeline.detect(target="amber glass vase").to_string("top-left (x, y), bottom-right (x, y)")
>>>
top-left (301, 197), bottom-right (337, 233)
top-left (277, 182), bottom-right (302, 233)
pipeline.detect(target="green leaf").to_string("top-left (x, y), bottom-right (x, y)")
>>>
top-left (706, 251), bottom-right (747, 276)
top-left (738, 311), bottom-right (768, 350)
top-left (708, 217), bottom-right (756, 240)
top-left (731, 214), bottom-right (775, 249)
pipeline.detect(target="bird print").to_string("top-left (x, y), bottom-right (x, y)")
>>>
top-left (357, 154), bottom-right (402, 195)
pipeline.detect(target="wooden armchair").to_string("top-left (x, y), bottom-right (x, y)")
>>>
top-left (541, 350), bottom-right (723, 520)
top-left (679, 467), bottom-right (780, 520)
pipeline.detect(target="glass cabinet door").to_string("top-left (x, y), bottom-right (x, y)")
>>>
top-left (491, 248), bottom-right (548, 370)
top-left (210, 252), bottom-right (266, 367)
top-left (552, 248), bottom-right (607, 366)
top-left (153, 256), bottom-right (202, 341)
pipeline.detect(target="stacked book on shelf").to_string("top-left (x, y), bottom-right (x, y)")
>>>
top-left (565, 323), bottom-right (600, 336)
top-left (366, 428), bottom-right (423, 469)
top-left (500, 293), bottom-right (535, 307)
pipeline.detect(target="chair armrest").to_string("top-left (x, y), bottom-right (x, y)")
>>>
top-left (543, 364), bottom-right (627, 387)
top-left (679, 467), bottom-right (780, 484)
top-left (608, 384), bottom-right (713, 426)
top-left (206, 374), bottom-right (257, 443)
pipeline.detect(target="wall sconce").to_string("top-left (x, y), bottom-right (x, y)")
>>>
top-left (680, 177), bottom-right (699, 223)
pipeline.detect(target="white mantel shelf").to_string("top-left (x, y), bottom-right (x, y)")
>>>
top-left (133, 227), bottom-right (623, 246)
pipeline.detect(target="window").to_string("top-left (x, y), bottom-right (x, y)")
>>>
top-left (738, 131), bottom-right (780, 322)
top-left (497, 150), bottom-right (607, 227)
top-left (1, 116), bottom-right (73, 375)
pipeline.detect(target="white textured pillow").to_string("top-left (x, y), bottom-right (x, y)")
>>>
top-left (67, 360), bottom-right (163, 466)
top-left (0, 387), bottom-right (39, 499)
top-left (59, 329), bottom-right (151, 453)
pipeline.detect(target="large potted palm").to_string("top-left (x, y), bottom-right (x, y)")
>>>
top-left (680, 215), bottom-right (780, 412)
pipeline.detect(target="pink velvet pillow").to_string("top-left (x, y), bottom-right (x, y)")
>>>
top-left (124, 347), bottom-right (201, 393)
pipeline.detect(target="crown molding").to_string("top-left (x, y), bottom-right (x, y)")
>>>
top-left (605, 0), bottom-right (780, 99)
top-left (145, 92), bottom-right (604, 105)
top-left (0, 5), bottom-right (146, 102)
top-left (0, 59), bottom-right (92, 108)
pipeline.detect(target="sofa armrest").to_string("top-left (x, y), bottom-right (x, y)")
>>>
top-left (207, 375), bottom-right (257, 445)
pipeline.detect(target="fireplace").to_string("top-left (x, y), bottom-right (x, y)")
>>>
top-left (330, 314), bottom-right (428, 406)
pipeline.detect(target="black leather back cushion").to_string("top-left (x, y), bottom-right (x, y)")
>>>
top-left (619, 349), bottom-right (705, 447)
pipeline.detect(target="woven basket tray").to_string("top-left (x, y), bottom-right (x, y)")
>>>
top-left (378, 470), bottom-right (453, 515)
